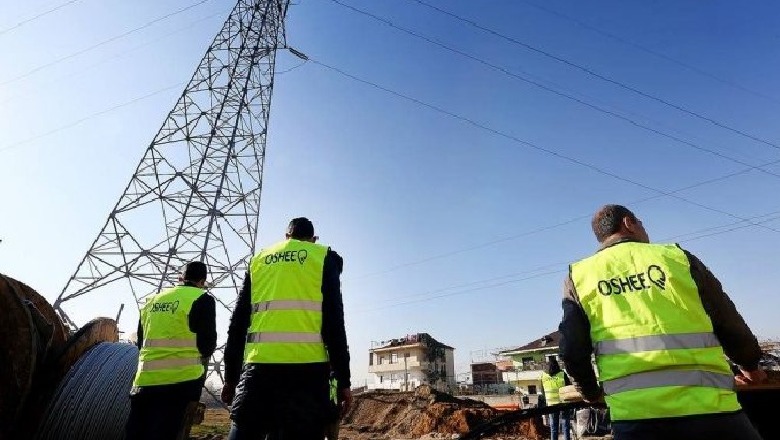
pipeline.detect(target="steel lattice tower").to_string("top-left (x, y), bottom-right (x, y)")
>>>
top-left (54, 0), bottom-right (291, 383)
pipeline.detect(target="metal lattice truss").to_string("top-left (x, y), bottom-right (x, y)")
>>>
top-left (54, 0), bottom-right (290, 334)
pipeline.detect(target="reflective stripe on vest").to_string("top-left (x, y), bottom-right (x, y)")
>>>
top-left (603, 370), bottom-right (734, 395)
top-left (251, 299), bottom-right (322, 313)
top-left (132, 285), bottom-right (205, 387)
top-left (139, 358), bottom-right (202, 371)
top-left (244, 239), bottom-right (329, 364)
top-left (570, 242), bottom-right (740, 421)
top-left (246, 332), bottom-right (324, 343)
top-left (595, 332), bottom-right (721, 356)
top-left (143, 338), bottom-right (197, 348)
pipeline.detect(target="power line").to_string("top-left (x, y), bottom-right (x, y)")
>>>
top-left (361, 262), bottom-right (564, 307)
top-left (0, 82), bottom-right (184, 154)
top-left (406, 0), bottom-right (779, 150)
top-left (0, 9), bottom-right (229, 106)
top-left (348, 158), bottom-right (780, 280)
top-left (309, 57), bottom-right (780, 235)
top-left (328, 0), bottom-right (780, 182)
top-left (0, 0), bottom-right (81, 37)
top-left (358, 209), bottom-right (780, 311)
top-left (518, 0), bottom-right (780, 106)
top-left (0, 0), bottom-right (214, 88)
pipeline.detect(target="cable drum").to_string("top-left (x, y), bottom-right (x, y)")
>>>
top-left (34, 342), bottom-right (139, 440)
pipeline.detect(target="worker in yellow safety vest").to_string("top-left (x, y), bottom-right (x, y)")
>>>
top-left (541, 357), bottom-right (570, 440)
top-left (221, 217), bottom-right (352, 440)
top-left (559, 204), bottom-right (766, 440)
top-left (125, 261), bottom-right (216, 440)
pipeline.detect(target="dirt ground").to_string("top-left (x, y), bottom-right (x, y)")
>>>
top-left (188, 386), bottom-right (548, 440)
top-left (189, 372), bottom-right (780, 440)
top-left (189, 410), bottom-right (546, 440)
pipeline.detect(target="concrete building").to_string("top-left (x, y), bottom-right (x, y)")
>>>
top-left (368, 333), bottom-right (455, 391)
top-left (471, 362), bottom-right (501, 387)
top-left (498, 330), bottom-right (561, 397)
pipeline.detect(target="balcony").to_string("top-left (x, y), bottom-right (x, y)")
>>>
top-left (517, 362), bottom-right (549, 372)
top-left (368, 360), bottom-right (427, 373)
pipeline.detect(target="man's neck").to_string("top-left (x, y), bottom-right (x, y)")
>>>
top-left (599, 234), bottom-right (640, 250)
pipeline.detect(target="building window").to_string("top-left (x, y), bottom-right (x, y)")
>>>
top-left (391, 353), bottom-right (398, 364)
top-left (379, 375), bottom-right (383, 383)
top-left (528, 385), bottom-right (537, 395)
top-left (390, 373), bottom-right (396, 381)
top-left (378, 355), bottom-right (383, 365)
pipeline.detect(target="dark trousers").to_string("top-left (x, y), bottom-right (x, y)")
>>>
top-left (227, 421), bottom-right (325, 440)
top-left (324, 420), bottom-right (340, 440)
top-left (228, 364), bottom-right (330, 440)
top-left (125, 392), bottom-right (190, 440)
top-left (612, 411), bottom-right (763, 440)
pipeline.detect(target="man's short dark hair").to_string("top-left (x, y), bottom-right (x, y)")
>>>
top-left (287, 217), bottom-right (315, 240)
top-left (591, 204), bottom-right (636, 243)
top-left (182, 261), bottom-right (208, 283)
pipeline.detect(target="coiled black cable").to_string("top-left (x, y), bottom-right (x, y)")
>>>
top-left (34, 342), bottom-right (138, 440)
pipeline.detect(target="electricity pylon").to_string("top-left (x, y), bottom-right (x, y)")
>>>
top-left (54, 0), bottom-right (291, 384)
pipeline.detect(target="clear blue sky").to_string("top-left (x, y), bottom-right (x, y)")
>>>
top-left (1, 0), bottom-right (779, 386)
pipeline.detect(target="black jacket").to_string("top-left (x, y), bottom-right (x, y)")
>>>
top-left (133, 282), bottom-right (217, 399)
top-left (223, 248), bottom-right (351, 389)
top-left (559, 238), bottom-right (762, 401)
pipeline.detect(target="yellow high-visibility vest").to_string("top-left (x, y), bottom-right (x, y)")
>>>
top-left (541, 371), bottom-right (565, 405)
top-left (133, 286), bottom-right (205, 387)
top-left (243, 239), bottom-right (329, 364)
top-left (570, 241), bottom-right (739, 421)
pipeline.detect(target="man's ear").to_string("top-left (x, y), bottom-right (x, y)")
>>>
top-left (622, 216), bottom-right (638, 234)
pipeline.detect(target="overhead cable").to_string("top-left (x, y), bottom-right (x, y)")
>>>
top-left (0, 0), bottom-right (215, 88)
top-left (309, 58), bottom-right (780, 235)
top-left (0, 0), bottom-right (82, 37)
top-left (360, 209), bottom-right (780, 311)
top-left (407, 0), bottom-right (779, 150)
top-left (0, 9), bottom-right (228, 106)
top-left (328, 0), bottom-right (780, 178)
top-left (349, 157), bottom-right (780, 280)
top-left (0, 82), bottom-right (184, 153)
top-left (518, 0), bottom-right (780, 106)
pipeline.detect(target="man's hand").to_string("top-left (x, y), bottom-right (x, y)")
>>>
top-left (582, 387), bottom-right (605, 404)
top-left (338, 388), bottom-right (353, 417)
top-left (583, 393), bottom-right (604, 404)
top-left (736, 368), bottom-right (767, 386)
top-left (221, 383), bottom-right (236, 405)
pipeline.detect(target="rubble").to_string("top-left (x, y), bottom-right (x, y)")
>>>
top-left (342, 385), bottom-right (545, 439)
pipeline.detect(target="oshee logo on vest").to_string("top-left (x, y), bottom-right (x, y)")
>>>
top-left (150, 300), bottom-right (180, 314)
top-left (264, 249), bottom-right (308, 265)
top-left (597, 265), bottom-right (666, 296)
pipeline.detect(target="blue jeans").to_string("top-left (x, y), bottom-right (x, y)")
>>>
top-left (550, 409), bottom-right (571, 440)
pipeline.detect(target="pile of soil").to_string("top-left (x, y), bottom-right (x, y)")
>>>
top-left (342, 386), bottom-right (545, 439)
top-left (765, 370), bottom-right (780, 385)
